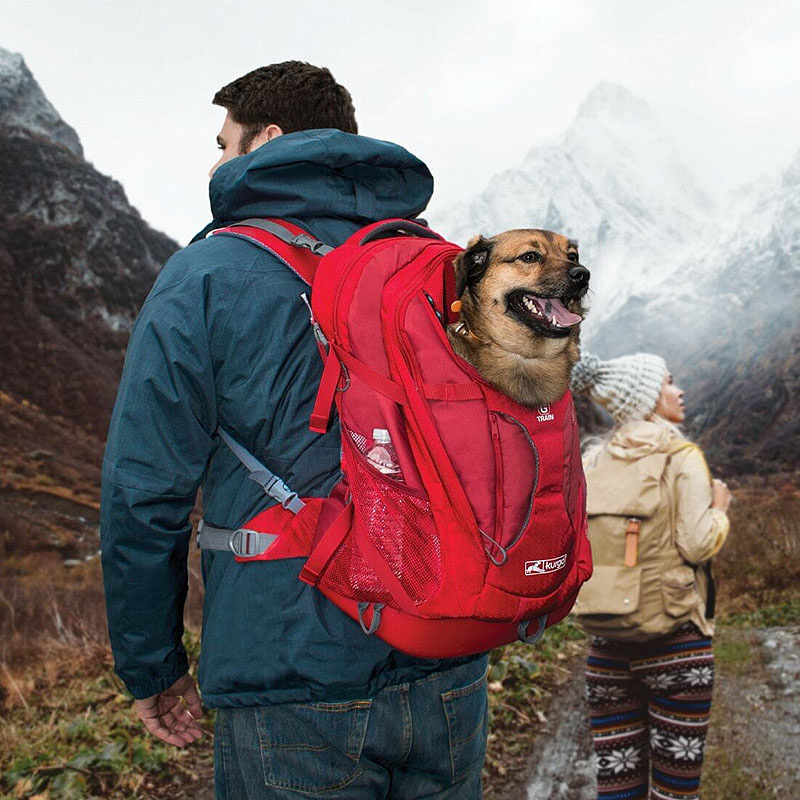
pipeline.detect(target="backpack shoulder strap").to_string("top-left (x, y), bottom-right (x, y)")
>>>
top-left (210, 218), bottom-right (332, 285)
top-left (666, 439), bottom-right (712, 485)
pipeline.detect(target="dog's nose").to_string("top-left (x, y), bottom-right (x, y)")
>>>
top-left (568, 265), bottom-right (590, 286)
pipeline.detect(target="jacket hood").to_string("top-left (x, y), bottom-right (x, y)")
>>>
top-left (207, 128), bottom-right (433, 228)
top-left (606, 418), bottom-right (679, 461)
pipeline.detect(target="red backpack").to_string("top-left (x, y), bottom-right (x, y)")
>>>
top-left (196, 218), bottom-right (593, 658)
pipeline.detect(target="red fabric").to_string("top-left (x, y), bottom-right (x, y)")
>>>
top-left (308, 348), bottom-right (342, 434)
top-left (224, 218), bottom-right (592, 658)
top-left (237, 498), bottom-right (324, 560)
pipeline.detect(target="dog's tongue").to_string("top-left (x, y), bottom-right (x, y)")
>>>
top-left (534, 297), bottom-right (582, 326)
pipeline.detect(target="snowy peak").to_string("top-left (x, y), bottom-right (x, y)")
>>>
top-left (781, 146), bottom-right (800, 189)
top-left (573, 81), bottom-right (661, 130)
top-left (0, 47), bottom-right (82, 158)
top-left (558, 83), bottom-right (710, 223)
top-left (431, 82), bottom-right (711, 324)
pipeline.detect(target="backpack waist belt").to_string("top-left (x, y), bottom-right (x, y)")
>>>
top-left (197, 520), bottom-right (278, 558)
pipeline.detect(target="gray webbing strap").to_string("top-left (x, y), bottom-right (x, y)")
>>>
top-left (217, 427), bottom-right (305, 514)
top-left (232, 218), bottom-right (334, 256)
top-left (196, 519), bottom-right (278, 557)
top-left (357, 602), bottom-right (385, 635)
top-left (517, 615), bottom-right (548, 645)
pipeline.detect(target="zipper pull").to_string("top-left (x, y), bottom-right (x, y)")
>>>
top-left (301, 292), bottom-right (329, 349)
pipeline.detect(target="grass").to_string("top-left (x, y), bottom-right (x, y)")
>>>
top-left (720, 598), bottom-right (800, 629)
top-left (714, 635), bottom-right (753, 675)
top-left (1, 455), bottom-right (798, 799)
top-left (0, 631), bottom-right (213, 800)
top-left (701, 750), bottom-right (775, 800)
top-left (482, 618), bottom-right (587, 799)
top-left (714, 484), bottom-right (800, 620)
top-left (0, 510), bottom-right (209, 800)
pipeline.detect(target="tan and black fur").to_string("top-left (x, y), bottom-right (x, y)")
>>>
top-left (447, 229), bottom-right (589, 407)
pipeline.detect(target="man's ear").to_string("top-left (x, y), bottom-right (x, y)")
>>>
top-left (244, 123), bottom-right (283, 154)
top-left (454, 235), bottom-right (493, 297)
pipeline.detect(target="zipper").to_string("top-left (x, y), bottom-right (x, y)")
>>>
top-left (489, 414), bottom-right (505, 546)
top-left (493, 411), bottom-right (538, 552)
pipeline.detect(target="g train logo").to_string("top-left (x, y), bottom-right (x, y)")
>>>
top-left (536, 404), bottom-right (554, 422)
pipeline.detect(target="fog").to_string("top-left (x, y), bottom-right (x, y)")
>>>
top-left (3, 0), bottom-right (799, 243)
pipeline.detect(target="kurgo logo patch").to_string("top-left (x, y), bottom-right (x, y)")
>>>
top-left (537, 404), bottom-right (555, 422)
top-left (525, 554), bottom-right (568, 575)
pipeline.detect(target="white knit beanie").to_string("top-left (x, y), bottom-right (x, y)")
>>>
top-left (571, 352), bottom-right (668, 423)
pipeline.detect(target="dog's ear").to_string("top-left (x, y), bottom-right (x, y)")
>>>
top-left (454, 235), bottom-right (493, 297)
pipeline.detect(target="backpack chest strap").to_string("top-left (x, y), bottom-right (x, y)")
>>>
top-left (217, 427), bottom-right (305, 514)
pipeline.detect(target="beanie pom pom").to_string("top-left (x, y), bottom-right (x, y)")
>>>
top-left (570, 352), bottom-right (601, 395)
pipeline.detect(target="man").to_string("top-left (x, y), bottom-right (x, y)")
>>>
top-left (101, 61), bottom-right (489, 799)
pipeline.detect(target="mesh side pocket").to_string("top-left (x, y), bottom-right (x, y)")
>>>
top-left (332, 429), bottom-right (442, 607)
top-left (319, 533), bottom-right (393, 605)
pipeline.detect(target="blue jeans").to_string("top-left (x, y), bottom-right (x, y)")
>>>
top-left (213, 658), bottom-right (489, 799)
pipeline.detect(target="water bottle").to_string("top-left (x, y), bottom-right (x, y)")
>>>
top-left (366, 428), bottom-right (403, 481)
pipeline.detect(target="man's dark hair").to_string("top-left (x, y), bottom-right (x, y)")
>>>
top-left (213, 60), bottom-right (358, 151)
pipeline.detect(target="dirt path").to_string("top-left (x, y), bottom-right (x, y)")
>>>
top-left (522, 657), bottom-right (594, 800)
top-left (703, 624), bottom-right (800, 798)
top-left (518, 624), bottom-right (800, 799)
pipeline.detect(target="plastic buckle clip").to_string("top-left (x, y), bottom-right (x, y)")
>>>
top-left (290, 234), bottom-right (328, 255)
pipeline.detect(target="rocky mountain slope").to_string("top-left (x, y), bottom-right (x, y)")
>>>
top-left (590, 149), bottom-right (800, 472)
top-left (430, 83), bottom-right (799, 473)
top-left (0, 48), bottom-right (177, 436)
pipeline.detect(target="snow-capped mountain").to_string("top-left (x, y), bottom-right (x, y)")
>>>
top-left (430, 82), bottom-right (715, 332)
top-left (429, 83), bottom-right (799, 472)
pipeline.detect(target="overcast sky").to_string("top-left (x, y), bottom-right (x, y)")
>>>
top-left (3, 0), bottom-right (799, 244)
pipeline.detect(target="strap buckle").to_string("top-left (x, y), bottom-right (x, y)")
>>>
top-left (230, 528), bottom-right (275, 558)
top-left (290, 233), bottom-right (332, 255)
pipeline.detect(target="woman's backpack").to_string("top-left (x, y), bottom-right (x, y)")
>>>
top-left (572, 439), bottom-right (705, 641)
top-left (197, 218), bottom-right (593, 658)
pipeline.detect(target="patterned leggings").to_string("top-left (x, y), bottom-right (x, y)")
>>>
top-left (585, 623), bottom-right (715, 800)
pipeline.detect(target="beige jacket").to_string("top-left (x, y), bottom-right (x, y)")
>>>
top-left (574, 419), bottom-right (729, 638)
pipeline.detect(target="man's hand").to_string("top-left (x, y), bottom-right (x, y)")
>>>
top-left (134, 673), bottom-right (204, 746)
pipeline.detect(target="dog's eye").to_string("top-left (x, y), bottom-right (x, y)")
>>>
top-left (519, 252), bottom-right (542, 264)
top-left (567, 252), bottom-right (579, 263)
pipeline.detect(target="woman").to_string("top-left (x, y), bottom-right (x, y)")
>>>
top-left (571, 353), bottom-right (731, 800)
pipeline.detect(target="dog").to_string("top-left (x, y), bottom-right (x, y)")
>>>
top-left (447, 229), bottom-right (589, 407)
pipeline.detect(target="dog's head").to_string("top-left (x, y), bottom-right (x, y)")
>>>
top-left (453, 229), bottom-right (589, 359)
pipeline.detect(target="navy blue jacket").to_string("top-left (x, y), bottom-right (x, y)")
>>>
top-left (100, 129), bottom-right (483, 706)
